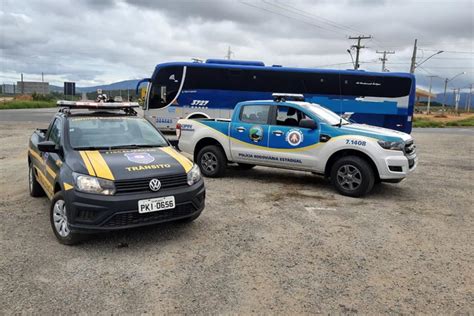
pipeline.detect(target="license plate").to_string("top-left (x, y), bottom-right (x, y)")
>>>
top-left (138, 196), bottom-right (175, 214)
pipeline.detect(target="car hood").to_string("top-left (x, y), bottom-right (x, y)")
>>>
top-left (68, 146), bottom-right (193, 181)
top-left (338, 123), bottom-right (412, 142)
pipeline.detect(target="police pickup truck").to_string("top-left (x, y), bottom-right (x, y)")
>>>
top-left (177, 94), bottom-right (417, 197)
top-left (28, 101), bottom-right (204, 244)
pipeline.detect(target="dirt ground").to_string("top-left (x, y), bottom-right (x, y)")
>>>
top-left (415, 112), bottom-right (474, 122)
top-left (0, 122), bottom-right (473, 314)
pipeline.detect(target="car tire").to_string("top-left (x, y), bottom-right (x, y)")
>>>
top-left (236, 163), bottom-right (255, 170)
top-left (29, 163), bottom-right (45, 197)
top-left (196, 145), bottom-right (226, 178)
top-left (50, 191), bottom-right (83, 245)
top-left (330, 156), bottom-right (375, 197)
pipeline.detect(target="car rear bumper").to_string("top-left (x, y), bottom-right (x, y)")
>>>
top-left (65, 180), bottom-right (205, 233)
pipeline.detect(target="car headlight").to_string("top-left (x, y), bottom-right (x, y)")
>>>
top-left (187, 164), bottom-right (202, 186)
top-left (73, 172), bottom-right (116, 195)
top-left (377, 140), bottom-right (404, 151)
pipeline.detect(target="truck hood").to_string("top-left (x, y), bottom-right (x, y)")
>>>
top-left (338, 123), bottom-right (412, 142)
top-left (68, 146), bottom-right (193, 181)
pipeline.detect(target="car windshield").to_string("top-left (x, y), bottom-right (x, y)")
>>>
top-left (300, 103), bottom-right (350, 126)
top-left (68, 117), bottom-right (168, 149)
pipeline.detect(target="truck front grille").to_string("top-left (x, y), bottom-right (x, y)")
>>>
top-left (114, 174), bottom-right (188, 194)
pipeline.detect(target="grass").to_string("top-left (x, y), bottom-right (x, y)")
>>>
top-left (413, 116), bottom-right (474, 128)
top-left (0, 100), bottom-right (56, 110)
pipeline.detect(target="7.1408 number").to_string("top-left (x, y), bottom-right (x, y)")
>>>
top-left (345, 139), bottom-right (366, 146)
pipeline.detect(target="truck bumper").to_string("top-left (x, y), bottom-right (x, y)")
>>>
top-left (378, 154), bottom-right (417, 180)
top-left (64, 180), bottom-right (205, 233)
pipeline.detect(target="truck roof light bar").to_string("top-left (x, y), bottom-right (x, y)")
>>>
top-left (272, 93), bottom-right (305, 102)
top-left (57, 100), bottom-right (140, 109)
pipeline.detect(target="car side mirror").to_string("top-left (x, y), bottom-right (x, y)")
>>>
top-left (38, 141), bottom-right (59, 153)
top-left (299, 118), bottom-right (317, 129)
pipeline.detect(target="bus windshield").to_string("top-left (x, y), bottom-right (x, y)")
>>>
top-left (68, 117), bottom-right (168, 149)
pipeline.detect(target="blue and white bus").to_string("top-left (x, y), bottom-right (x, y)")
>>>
top-left (138, 59), bottom-right (415, 133)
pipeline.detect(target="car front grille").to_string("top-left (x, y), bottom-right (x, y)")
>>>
top-left (114, 174), bottom-right (188, 194)
top-left (101, 202), bottom-right (198, 228)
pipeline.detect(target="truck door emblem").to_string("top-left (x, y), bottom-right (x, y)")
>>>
top-left (286, 129), bottom-right (304, 146)
top-left (124, 152), bottom-right (155, 164)
top-left (249, 126), bottom-right (264, 143)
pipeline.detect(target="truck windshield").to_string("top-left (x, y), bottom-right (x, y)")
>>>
top-left (301, 103), bottom-right (350, 126)
top-left (68, 117), bottom-right (168, 150)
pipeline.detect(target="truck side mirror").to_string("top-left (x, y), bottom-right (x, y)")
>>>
top-left (38, 141), bottom-right (59, 153)
top-left (299, 118), bottom-right (317, 129)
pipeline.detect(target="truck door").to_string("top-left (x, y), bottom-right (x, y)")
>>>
top-left (229, 104), bottom-right (272, 164)
top-left (266, 105), bottom-right (320, 170)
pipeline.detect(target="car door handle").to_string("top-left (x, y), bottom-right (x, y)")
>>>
top-left (236, 127), bottom-right (246, 132)
top-left (272, 130), bottom-right (283, 136)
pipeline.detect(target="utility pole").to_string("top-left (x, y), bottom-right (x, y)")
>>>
top-left (467, 84), bottom-right (473, 113)
top-left (426, 75), bottom-right (438, 114)
top-left (225, 46), bottom-right (234, 60)
top-left (41, 72), bottom-right (44, 82)
top-left (376, 50), bottom-right (395, 72)
top-left (409, 39), bottom-right (417, 73)
top-left (348, 35), bottom-right (372, 70)
top-left (453, 88), bottom-right (459, 113)
top-left (20, 73), bottom-right (24, 94)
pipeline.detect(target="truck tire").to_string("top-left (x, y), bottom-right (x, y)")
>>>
top-left (330, 156), bottom-right (375, 197)
top-left (50, 191), bottom-right (83, 245)
top-left (236, 163), bottom-right (255, 170)
top-left (29, 163), bottom-right (45, 197)
top-left (196, 145), bottom-right (226, 178)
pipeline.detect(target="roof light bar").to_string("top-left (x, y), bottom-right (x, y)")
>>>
top-left (57, 100), bottom-right (140, 109)
top-left (272, 93), bottom-right (305, 102)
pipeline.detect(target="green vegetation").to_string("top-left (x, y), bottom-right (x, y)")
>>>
top-left (0, 100), bottom-right (56, 110)
top-left (413, 116), bottom-right (474, 128)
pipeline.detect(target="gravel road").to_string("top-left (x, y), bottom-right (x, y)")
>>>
top-left (0, 122), bottom-right (473, 314)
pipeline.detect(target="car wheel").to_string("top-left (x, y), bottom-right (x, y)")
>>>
top-left (196, 145), bottom-right (226, 178)
top-left (330, 156), bottom-right (375, 197)
top-left (50, 191), bottom-right (82, 245)
top-left (236, 163), bottom-right (255, 170)
top-left (29, 163), bottom-right (45, 197)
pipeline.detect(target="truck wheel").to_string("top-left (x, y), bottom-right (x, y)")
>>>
top-left (236, 163), bottom-right (255, 170)
top-left (50, 192), bottom-right (83, 245)
top-left (330, 156), bottom-right (375, 197)
top-left (196, 145), bottom-right (226, 178)
top-left (29, 163), bottom-right (45, 197)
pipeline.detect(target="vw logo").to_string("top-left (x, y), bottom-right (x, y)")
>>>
top-left (149, 178), bottom-right (161, 192)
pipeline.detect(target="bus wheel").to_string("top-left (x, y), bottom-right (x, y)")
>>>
top-left (196, 145), bottom-right (226, 178)
top-left (330, 156), bottom-right (375, 197)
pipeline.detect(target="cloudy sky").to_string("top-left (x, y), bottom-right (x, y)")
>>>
top-left (1, 0), bottom-right (473, 92)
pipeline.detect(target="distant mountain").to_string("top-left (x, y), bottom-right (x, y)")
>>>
top-left (48, 79), bottom-right (140, 94)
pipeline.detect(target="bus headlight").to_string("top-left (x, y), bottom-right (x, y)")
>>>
top-left (187, 164), bottom-right (202, 186)
top-left (73, 172), bottom-right (116, 195)
top-left (377, 140), bottom-right (404, 151)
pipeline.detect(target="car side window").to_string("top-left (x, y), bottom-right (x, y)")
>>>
top-left (240, 105), bottom-right (270, 124)
top-left (48, 119), bottom-right (62, 146)
top-left (276, 106), bottom-right (310, 127)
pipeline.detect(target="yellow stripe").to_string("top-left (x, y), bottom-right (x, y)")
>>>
top-left (45, 165), bottom-right (57, 178)
top-left (29, 149), bottom-right (42, 162)
top-left (63, 183), bottom-right (73, 191)
top-left (79, 151), bottom-right (96, 176)
top-left (85, 151), bottom-right (115, 180)
top-left (160, 147), bottom-right (193, 173)
top-left (34, 166), bottom-right (53, 198)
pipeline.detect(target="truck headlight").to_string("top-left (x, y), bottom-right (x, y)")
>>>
top-left (187, 164), bottom-right (201, 186)
top-left (377, 140), bottom-right (404, 151)
top-left (73, 172), bottom-right (116, 195)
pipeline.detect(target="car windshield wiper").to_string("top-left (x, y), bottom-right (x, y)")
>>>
top-left (107, 144), bottom-right (166, 149)
top-left (73, 146), bottom-right (112, 150)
